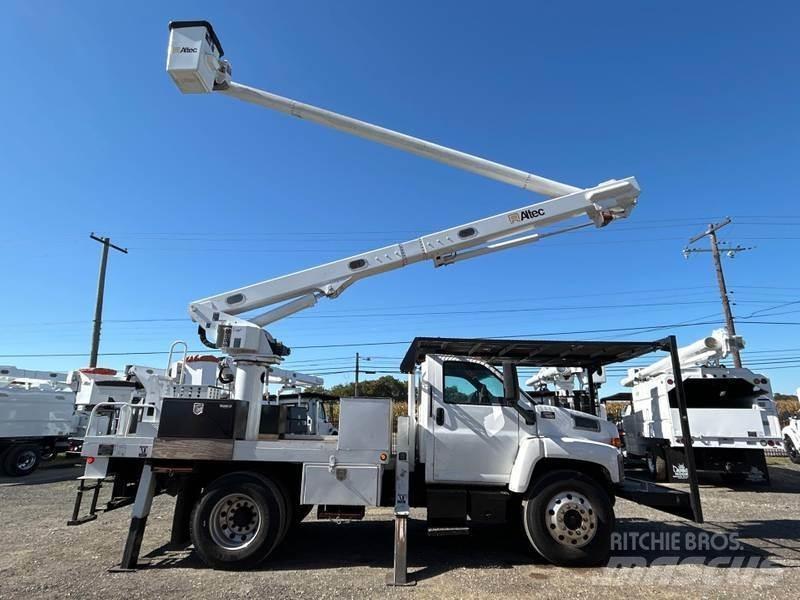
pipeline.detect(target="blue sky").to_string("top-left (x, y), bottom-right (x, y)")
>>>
top-left (2, 2), bottom-right (799, 395)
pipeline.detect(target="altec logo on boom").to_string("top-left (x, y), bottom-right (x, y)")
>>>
top-left (173, 46), bottom-right (198, 53)
top-left (508, 207), bottom-right (546, 224)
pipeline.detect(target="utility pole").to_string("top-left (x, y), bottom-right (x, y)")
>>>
top-left (354, 353), bottom-right (374, 396)
top-left (88, 233), bottom-right (128, 367)
top-left (683, 218), bottom-right (752, 368)
top-left (355, 352), bottom-right (360, 396)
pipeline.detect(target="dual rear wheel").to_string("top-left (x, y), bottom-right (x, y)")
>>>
top-left (190, 472), bottom-right (296, 570)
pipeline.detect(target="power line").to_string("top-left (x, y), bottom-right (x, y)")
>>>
top-left (5, 318), bottom-right (800, 359)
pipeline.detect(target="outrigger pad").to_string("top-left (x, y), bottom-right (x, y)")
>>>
top-left (616, 478), bottom-right (697, 522)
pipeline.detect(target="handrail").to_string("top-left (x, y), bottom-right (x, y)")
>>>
top-left (86, 401), bottom-right (160, 438)
top-left (166, 341), bottom-right (189, 385)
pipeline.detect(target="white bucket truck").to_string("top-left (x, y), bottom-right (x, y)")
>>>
top-left (66, 21), bottom-right (704, 581)
top-left (621, 329), bottom-right (781, 483)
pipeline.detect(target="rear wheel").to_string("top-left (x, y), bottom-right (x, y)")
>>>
top-left (190, 472), bottom-right (287, 570)
top-left (521, 470), bottom-right (614, 567)
top-left (3, 444), bottom-right (41, 477)
top-left (785, 437), bottom-right (800, 465)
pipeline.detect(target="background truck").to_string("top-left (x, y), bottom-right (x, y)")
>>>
top-left (0, 366), bottom-right (75, 476)
top-left (525, 366), bottom-right (607, 416)
top-left (621, 329), bottom-right (781, 483)
top-left (67, 20), bottom-right (703, 582)
top-left (782, 388), bottom-right (800, 464)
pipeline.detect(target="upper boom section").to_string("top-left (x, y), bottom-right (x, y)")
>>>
top-left (621, 329), bottom-right (745, 386)
top-left (166, 20), bottom-right (581, 198)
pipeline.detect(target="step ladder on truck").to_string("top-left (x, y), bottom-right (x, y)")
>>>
top-left (68, 20), bottom-right (703, 581)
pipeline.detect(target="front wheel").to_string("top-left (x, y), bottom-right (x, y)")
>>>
top-left (190, 472), bottom-right (288, 570)
top-left (522, 470), bottom-right (614, 567)
top-left (785, 437), bottom-right (800, 465)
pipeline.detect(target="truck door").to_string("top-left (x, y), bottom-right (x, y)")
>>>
top-left (431, 359), bottom-right (519, 484)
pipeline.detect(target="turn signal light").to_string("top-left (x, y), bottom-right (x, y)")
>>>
top-left (610, 437), bottom-right (622, 448)
top-left (86, 456), bottom-right (95, 464)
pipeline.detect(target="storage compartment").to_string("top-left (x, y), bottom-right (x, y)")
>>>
top-left (158, 398), bottom-right (247, 439)
top-left (259, 404), bottom-right (287, 436)
top-left (301, 463), bottom-right (382, 506)
top-left (337, 397), bottom-right (391, 451)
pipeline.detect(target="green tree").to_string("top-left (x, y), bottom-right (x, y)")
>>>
top-left (324, 375), bottom-right (409, 425)
top-left (775, 393), bottom-right (800, 427)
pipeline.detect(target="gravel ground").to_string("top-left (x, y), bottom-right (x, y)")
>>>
top-left (1, 458), bottom-right (799, 599)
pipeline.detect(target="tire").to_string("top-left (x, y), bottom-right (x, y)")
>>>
top-left (190, 472), bottom-right (287, 570)
top-left (40, 446), bottom-right (56, 462)
top-left (521, 470), bottom-right (614, 567)
top-left (272, 476), bottom-right (294, 545)
top-left (3, 445), bottom-right (41, 477)
top-left (646, 448), bottom-right (667, 482)
top-left (785, 437), bottom-right (800, 465)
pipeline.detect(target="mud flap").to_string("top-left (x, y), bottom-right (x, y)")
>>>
top-left (615, 477), bottom-right (700, 522)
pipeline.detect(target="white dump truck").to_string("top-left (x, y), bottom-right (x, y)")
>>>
top-left (66, 21), bottom-right (703, 581)
top-left (621, 329), bottom-right (781, 483)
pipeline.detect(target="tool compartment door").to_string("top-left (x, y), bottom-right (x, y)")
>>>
top-left (430, 358), bottom-right (519, 484)
top-left (301, 464), bottom-right (382, 506)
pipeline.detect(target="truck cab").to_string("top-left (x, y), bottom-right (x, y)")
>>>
top-left (417, 355), bottom-right (621, 488)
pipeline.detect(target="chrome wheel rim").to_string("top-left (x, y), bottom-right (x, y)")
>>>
top-left (209, 493), bottom-right (263, 551)
top-left (544, 490), bottom-right (597, 548)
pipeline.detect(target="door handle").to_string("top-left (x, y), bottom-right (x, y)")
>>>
top-left (435, 407), bottom-right (445, 426)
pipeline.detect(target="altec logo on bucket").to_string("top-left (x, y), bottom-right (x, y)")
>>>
top-left (508, 208), bottom-right (545, 224)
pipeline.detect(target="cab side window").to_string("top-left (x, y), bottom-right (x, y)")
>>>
top-left (443, 361), bottom-right (505, 405)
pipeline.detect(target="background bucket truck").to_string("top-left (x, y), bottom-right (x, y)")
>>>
top-left (621, 329), bottom-right (781, 483)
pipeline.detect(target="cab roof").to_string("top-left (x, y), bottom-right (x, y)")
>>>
top-left (400, 336), bottom-right (671, 373)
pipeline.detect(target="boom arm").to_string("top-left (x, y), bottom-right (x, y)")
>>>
top-left (620, 329), bottom-right (745, 386)
top-left (166, 21), bottom-right (640, 365)
top-left (190, 176), bottom-right (639, 338)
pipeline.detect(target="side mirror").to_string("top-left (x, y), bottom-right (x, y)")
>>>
top-left (502, 361), bottom-right (519, 405)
